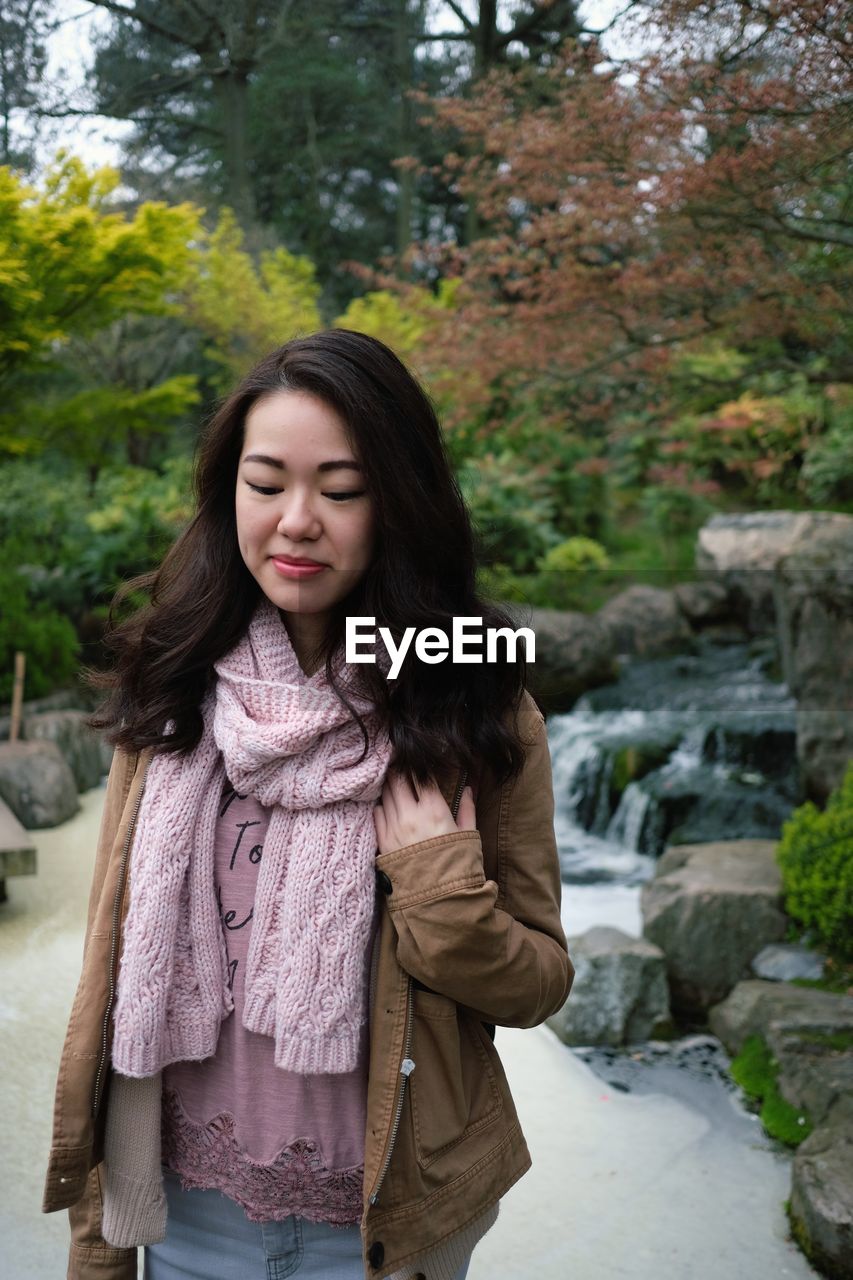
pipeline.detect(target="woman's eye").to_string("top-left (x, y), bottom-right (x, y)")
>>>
top-left (325, 491), bottom-right (366, 502)
top-left (247, 483), bottom-right (280, 495)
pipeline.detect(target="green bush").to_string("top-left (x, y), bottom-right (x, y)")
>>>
top-left (457, 450), bottom-right (560, 573)
top-left (801, 423), bottom-right (853, 505)
top-left (776, 764), bottom-right (853, 961)
top-left (0, 566), bottom-right (79, 702)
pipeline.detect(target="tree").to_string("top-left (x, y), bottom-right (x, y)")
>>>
top-left (0, 0), bottom-right (55, 172)
top-left (399, 1), bottom-right (851, 433)
top-left (0, 154), bottom-right (201, 469)
top-left (85, 0), bottom-right (291, 223)
top-left (181, 206), bottom-right (323, 387)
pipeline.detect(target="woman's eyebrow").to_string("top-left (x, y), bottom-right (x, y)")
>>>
top-left (242, 452), bottom-right (362, 473)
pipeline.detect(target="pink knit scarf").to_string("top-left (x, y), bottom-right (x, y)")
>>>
top-left (111, 598), bottom-right (392, 1077)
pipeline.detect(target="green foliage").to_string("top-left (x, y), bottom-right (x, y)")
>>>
top-left (0, 457), bottom-right (193, 628)
top-left (777, 764), bottom-right (853, 961)
top-left (181, 207), bottom-right (322, 389)
top-left (659, 384), bottom-right (825, 504)
top-left (19, 376), bottom-right (200, 471)
top-left (800, 386), bottom-right (853, 504)
top-left (79, 457), bottom-right (194, 598)
top-left (335, 280), bottom-right (458, 361)
top-left (0, 156), bottom-right (202, 461)
top-left (457, 450), bottom-right (561, 573)
top-left (729, 1034), bottom-right (813, 1147)
top-left (0, 563), bottom-right (79, 701)
top-left (0, 155), bottom-right (199, 379)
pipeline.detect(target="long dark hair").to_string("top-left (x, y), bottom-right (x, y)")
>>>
top-left (88, 329), bottom-right (528, 786)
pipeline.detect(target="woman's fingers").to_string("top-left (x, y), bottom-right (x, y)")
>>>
top-left (374, 770), bottom-right (463, 853)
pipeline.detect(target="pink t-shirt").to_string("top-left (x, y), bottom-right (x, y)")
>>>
top-left (162, 780), bottom-right (375, 1225)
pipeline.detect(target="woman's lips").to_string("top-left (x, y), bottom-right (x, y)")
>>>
top-left (271, 556), bottom-right (328, 580)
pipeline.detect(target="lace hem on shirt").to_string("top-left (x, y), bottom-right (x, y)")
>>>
top-left (161, 1087), bottom-right (364, 1226)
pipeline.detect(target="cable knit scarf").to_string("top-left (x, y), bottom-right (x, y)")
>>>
top-left (111, 597), bottom-right (393, 1077)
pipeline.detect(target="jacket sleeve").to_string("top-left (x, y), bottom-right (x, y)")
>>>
top-left (68, 1166), bottom-right (137, 1280)
top-left (374, 700), bottom-right (574, 1028)
top-left (50, 748), bottom-right (140, 1280)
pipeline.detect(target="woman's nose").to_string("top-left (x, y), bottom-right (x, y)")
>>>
top-left (276, 490), bottom-right (321, 540)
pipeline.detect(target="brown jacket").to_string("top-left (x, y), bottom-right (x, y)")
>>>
top-left (42, 689), bottom-right (573, 1279)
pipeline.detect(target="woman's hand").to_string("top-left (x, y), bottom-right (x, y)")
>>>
top-left (373, 772), bottom-right (476, 856)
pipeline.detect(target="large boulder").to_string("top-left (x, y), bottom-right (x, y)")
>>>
top-left (640, 840), bottom-right (788, 1015)
top-left (0, 740), bottom-right (79, 828)
top-left (507, 605), bottom-right (618, 712)
top-left (773, 514), bottom-right (853, 801)
top-left (22, 709), bottom-right (105, 792)
top-left (708, 980), bottom-right (853, 1055)
top-left (672, 577), bottom-right (735, 629)
top-left (789, 1095), bottom-right (853, 1280)
top-left (546, 925), bottom-right (673, 1046)
top-left (597, 585), bottom-right (694, 659)
top-left (765, 1022), bottom-right (853, 1129)
top-left (696, 510), bottom-right (852, 634)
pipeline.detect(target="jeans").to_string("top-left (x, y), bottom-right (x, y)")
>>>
top-left (144, 1168), bottom-right (472, 1280)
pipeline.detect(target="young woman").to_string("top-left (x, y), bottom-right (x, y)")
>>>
top-left (42, 329), bottom-right (574, 1280)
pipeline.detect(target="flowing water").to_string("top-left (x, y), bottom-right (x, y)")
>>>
top-left (551, 637), bottom-right (798, 939)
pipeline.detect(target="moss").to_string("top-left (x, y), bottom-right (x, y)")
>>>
top-left (729, 1034), bottom-right (813, 1146)
top-left (782, 1028), bottom-right (853, 1053)
top-left (789, 954), bottom-right (853, 996)
top-left (608, 743), bottom-right (672, 809)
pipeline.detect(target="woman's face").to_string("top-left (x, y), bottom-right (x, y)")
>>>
top-left (235, 390), bottom-right (376, 650)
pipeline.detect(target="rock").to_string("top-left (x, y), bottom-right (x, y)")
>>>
top-left (507, 605), bottom-right (618, 712)
top-left (22, 710), bottom-right (105, 792)
top-left (640, 840), bottom-right (788, 1015)
top-left (546, 925), bottom-right (673, 1046)
top-left (597, 585), bottom-right (694, 659)
top-left (789, 1095), bottom-right (853, 1280)
top-left (696, 510), bottom-right (852, 635)
top-left (0, 685), bottom-right (100, 740)
top-left (751, 943), bottom-right (826, 982)
top-left (765, 1022), bottom-right (853, 1127)
top-left (673, 578), bottom-right (733, 626)
top-left (773, 515), bottom-right (853, 801)
top-left (699, 718), bottom-right (798, 788)
top-left (611, 768), bottom-right (795, 856)
top-left (708, 979), bottom-right (853, 1054)
top-left (0, 741), bottom-right (79, 828)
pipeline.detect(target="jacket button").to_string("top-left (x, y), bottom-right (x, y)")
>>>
top-left (368, 1241), bottom-right (385, 1268)
top-left (377, 870), bottom-right (393, 895)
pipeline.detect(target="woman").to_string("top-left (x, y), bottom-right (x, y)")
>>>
top-left (42, 329), bottom-right (573, 1280)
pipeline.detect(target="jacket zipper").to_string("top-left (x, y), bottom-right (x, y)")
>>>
top-left (368, 766), bottom-right (467, 1207)
top-left (91, 756), bottom-right (151, 1117)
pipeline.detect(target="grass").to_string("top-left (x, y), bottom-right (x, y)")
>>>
top-left (729, 1033), bottom-right (814, 1146)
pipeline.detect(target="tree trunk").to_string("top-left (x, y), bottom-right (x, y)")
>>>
top-left (394, 3), bottom-right (416, 264)
top-left (213, 68), bottom-right (255, 223)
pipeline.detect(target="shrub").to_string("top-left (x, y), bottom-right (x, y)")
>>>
top-left (0, 566), bottom-right (79, 702)
top-left (457, 450), bottom-right (561, 573)
top-left (801, 423), bottom-right (853, 505)
top-left (776, 764), bottom-right (853, 961)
